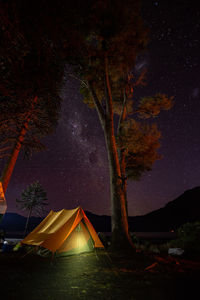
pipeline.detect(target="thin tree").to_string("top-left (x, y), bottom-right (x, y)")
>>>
top-left (16, 181), bottom-right (48, 236)
top-left (58, 0), bottom-right (150, 250)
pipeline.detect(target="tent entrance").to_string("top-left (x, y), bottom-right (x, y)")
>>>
top-left (57, 220), bottom-right (94, 256)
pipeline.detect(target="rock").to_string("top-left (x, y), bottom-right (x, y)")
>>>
top-left (168, 248), bottom-right (184, 256)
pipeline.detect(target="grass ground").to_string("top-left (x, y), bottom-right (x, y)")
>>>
top-left (0, 249), bottom-right (200, 300)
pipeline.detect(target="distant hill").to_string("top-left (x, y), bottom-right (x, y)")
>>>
top-left (0, 186), bottom-right (200, 236)
top-left (129, 186), bottom-right (200, 232)
top-left (0, 213), bottom-right (43, 236)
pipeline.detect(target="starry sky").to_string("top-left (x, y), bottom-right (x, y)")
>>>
top-left (2, 0), bottom-right (200, 217)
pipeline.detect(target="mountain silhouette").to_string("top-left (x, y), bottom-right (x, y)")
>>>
top-left (129, 186), bottom-right (200, 231)
top-left (0, 186), bottom-right (200, 236)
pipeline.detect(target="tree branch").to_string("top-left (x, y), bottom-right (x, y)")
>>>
top-left (0, 146), bottom-right (12, 152)
top-left (66, 72), bottom-right (88, 88)
top-left (87, 80), bottom-right (106, 128)
top-left (117, 89), bottom-right (127, 136)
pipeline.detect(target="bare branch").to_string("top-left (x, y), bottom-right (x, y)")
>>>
top-left (66, 72), bottom-right (88, 88)
top-left (88, 81), bottom-right (105, 128)
top-left (0, 146), bottom-right (12, 152)
top-left (134, 68), bottom-right (147, 87)
top-left (117, 89), bottom-right (127, 135)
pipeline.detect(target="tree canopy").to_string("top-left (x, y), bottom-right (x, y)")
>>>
top-left (0, 0), bottom-right (64, 159)
top-left (16, 180), bottom-right (48, 216)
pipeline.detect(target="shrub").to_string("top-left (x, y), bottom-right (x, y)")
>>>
top-left (130, 233), bottom-right (140, 244)
top-left (169, 222), bottom-right (200, 255)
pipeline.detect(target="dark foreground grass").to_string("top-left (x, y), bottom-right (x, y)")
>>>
top-left (0, 250), bottom-right (199, 300)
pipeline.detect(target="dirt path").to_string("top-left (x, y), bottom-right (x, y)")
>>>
top-left (0, 251), bottom-right (199, 299)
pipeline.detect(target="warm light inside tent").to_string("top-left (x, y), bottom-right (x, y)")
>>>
top-left (72, 223), bottom-right (93, 254)
top-left (77, 232), bottom-right (87, 249)
top-left (57, 222), bottom-right (94, 255)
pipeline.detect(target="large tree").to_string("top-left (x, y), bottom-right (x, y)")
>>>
top-left (62, 0), bottom-right (173, 249)
top-left (0, 1), bottom-right (63, 194)
top-left (0, 0), bottom-right (64, 222)
top-left (59, 0), bottom-right (149, 249)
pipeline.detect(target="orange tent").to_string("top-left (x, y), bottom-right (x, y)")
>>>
top-left (22, 207), bottom-right (104, 255)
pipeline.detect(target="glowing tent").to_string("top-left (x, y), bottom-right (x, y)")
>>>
top-left (22, 207), bottom-right (104, 255)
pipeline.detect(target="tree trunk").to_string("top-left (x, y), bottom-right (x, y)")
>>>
top-left (0, 96), bottom-right (38, 194)
top-left (117, 90), bottom-right (128, 216)
top-left (119, 148), bottom-right (128, 215)
top-left (105, 129), bottom-right (133, 250)
top-left (104, 54), bottom-right (133, 251)
top-left (89, 55), bottom-right (133, 251)
top-left (24, 206), bottom-right (32, 237)
top-left (0, 124), bottom-right (29, 193)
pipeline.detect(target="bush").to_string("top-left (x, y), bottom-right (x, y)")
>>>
top-left (130, 232), bottom-right (140, 244)
top-left (130, 234), bottom-right (160, 253)
top-left (169, 222), bottom-right (200, 255)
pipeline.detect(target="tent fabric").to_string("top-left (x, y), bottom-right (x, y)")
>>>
top-left (22, 207), bottom-right (104, 254)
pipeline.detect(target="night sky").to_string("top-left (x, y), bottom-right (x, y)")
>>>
top-left (2, 1), bottom-right (200, 217)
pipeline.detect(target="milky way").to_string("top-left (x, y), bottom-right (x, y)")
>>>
top-left (2, 0), bottom-right (200, 217)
